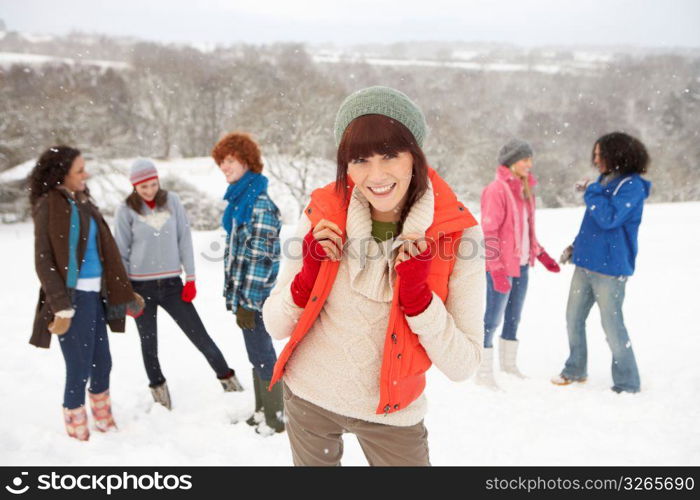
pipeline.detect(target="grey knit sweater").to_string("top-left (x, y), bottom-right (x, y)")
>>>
top-left (114, 192), bottom-right (196, 282)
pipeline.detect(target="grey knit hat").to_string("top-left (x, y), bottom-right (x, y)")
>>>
top-left (333, 86), bottom-right (428, 147)
top-left (129, 158), bottom-right (158, 185)
top-left (498, 139), bottom-right (533, 167)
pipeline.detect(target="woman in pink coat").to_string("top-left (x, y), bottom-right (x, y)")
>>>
top-left (478, 139), bottom-right (560, 388)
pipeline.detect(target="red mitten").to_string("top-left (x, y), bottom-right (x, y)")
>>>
top-left (537, 250), bottom-right (561, 273)
top-left (490, 269), bottom-right (512, 294)
top-left (396, 248), bottom-right (433, 317)
top-left (182, 280), bottom-right (197, 302)
top-left (290, 230), bottom-right (328, 308)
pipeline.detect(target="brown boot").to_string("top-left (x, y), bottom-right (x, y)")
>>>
top-left (150, 382), bottom-right (172, 410)
top-left (89, 389), bottom-right (117, 432)
top-left (63, 406), bottom-right (90, 441)
top-left (551, 374), bottom-right (587, 386)
top-left (219, 370), bottom-right (244, 392)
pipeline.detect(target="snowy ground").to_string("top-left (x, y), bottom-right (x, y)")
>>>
top-left (1, 201), bottom-right (699, 466)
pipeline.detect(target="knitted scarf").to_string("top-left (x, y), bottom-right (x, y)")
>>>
top-left (66, 197), bottom-right (80, 288)
top-left (221, 171), bottom-right (268, 235)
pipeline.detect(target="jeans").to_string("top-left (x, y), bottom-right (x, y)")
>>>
top-left (561, 266), bottom-right (640, 393)
top-left (243, 310), bottom-right (278, 381)
top-left (131, 277), bottom-right (231, 386)
top-left (58, 290), bottom-right (111, 409)
top-left (483, 265), bottom-right (529, 348)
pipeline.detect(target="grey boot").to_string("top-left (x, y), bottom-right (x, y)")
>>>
top-left (475, 347), bottom-right (501, 390)
top-left (150, 382), bottom-right (172, 410)
top-left (246, 369), bottom-right (264, 427)
top-left (499, 338), bottom-right (526, 378)
top-left (220, 370), bottom-right (244, 392)
top-left (257, 379), bottom-right (285, 435)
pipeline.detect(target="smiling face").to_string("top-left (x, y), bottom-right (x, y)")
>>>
top-left (510, 157), bottom-right (533, 179)
top-left (337, 114), bottom-right (428, 225)
top-left (62, 155), bottom-right (89, 192)
top-left (218, 154), bottom-right (248, 184)
top-left (134, 178), bottom-right (160, 202)
top-left (347, 151), bottom-right (414, 222)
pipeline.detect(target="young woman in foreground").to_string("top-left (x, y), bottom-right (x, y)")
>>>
top-left (262, 87), bottom-right (485, 465)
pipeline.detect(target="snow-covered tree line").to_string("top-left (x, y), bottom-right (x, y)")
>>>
top-left (1, 32), bottom-right (698, 211)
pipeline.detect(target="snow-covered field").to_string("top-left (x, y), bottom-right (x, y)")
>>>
top-left (1, 201), bottom-right (698, 466)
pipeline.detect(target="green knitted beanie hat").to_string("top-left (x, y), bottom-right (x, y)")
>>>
top-left (333, 86), bottom-right (428, 147)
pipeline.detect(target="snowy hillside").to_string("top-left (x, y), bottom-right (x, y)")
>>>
top-left (0, 200), bottom-right (698, 466)
top-left (0, 51), bottom-right (130, 70)
top-left (0, 156), bottom-right (325, 226)
top-left (311, 51), bottom-right (609, 75)
top-left (3, 32), bottom-right (698, 205)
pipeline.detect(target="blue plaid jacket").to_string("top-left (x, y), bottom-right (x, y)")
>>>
top-left (223, 192), bottom-right (281, 312)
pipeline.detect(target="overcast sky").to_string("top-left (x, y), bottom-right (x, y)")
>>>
top-left (2, 0), bottom-right (699, 48)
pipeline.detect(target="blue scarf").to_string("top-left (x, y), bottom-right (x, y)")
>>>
top-left (221, 171), bottom-right (269, 235)
top-left (66, 197), bottom-right (80, 289)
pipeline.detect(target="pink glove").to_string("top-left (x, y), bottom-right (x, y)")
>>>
top-left (537, 250), bottom-right (561, 273)
top-left (181, 280), bottom-right (197, 302)
top-left (490, 269), bottom-right (511, 294)
top-left (396, 248), bottom-right (433, 316)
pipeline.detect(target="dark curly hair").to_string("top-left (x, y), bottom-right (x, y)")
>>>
top-left (28, 145), bottom-right (83, 207)
top-left (593, 132), bottom-right (649, 175)
top-left (211, 132), bottom-right (264, 173)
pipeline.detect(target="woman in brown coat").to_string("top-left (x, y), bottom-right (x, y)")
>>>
top-left (29, 146), bottom-right (144, 441)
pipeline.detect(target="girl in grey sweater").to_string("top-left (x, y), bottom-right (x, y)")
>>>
top-left (115, 159), bottom-right (243, 409)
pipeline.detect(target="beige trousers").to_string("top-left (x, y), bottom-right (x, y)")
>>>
top-left (283, 382), bottom-right (430, 466)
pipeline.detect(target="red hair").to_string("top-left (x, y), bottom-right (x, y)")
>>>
top-left (211, 132), bottom-right (264, 173)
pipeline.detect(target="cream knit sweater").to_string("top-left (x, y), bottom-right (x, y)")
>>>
top-left (262, 180), bottom-right (485, 426)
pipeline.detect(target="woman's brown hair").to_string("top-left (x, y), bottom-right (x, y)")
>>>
top-left (336, 114), bottom-right (429, 230)
top-left (126, 187), bottom-right (168, 215)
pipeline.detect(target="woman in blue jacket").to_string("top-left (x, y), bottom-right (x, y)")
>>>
top-left (553, 132), bottom-right (650, 393)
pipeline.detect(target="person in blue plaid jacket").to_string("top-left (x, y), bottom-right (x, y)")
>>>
top-left (213, 132), bottom-right (284, 435)
top-left (223, 195), bottom-right (280, 313)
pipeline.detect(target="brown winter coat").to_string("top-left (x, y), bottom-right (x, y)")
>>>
top-left (31, 186), bottom-right (136, 348)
